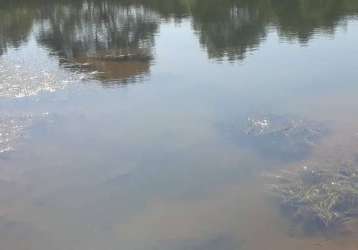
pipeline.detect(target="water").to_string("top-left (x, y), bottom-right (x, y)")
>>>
top-left (1, 0), bottom-right (358, 249)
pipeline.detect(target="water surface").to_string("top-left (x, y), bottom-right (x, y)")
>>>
top-left (1, 0), bottom-right (358, 249)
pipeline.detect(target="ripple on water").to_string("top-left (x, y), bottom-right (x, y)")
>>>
top-left (0, 115), bottom-right (33, 154)
top-left (0, 57), bottom-right (80, 99)
top-left (0, 114), bottom-right (49, 154)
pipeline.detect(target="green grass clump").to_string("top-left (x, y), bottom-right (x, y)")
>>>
top-left (270, 166), bottom-right (358, 230)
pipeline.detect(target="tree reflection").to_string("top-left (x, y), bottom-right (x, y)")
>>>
top-left (187, 0), bottom-right (358, 60)
top-left (190, 0), bottom-right (270, 61)
top-left (0, 1), bottom-right (37, 55)
top-left (36, 0), bottom-right (159, 84)
top-left (1, 0), bottom-right (358, 73)
top-left (269, 0), bottom-right (358, 43)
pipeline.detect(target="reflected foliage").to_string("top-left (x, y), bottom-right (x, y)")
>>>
top-left (190, 0), bottom-right (270, 61)
top-left (0, 0), bottom-right (358, 72)
top-left (271, 0), bottom-right (358, 43)
top-left (187, 0), bottom-right (358, 60)
top-left (36, 0), bottom-right (159, 83)
top-left (0, 1), bottom-right (37, 55)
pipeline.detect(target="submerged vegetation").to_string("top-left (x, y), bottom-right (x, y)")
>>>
top-left (231, 114), bottom-right (328, 161)
top-left (239, 114), bottom-right (358, 233)
top-left (269, 165), bottom-right (358, 231)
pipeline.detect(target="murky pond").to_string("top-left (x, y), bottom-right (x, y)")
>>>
top-left (1, 0), bottom-right (358, 249)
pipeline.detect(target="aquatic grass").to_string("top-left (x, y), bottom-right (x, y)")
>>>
top-left (269, 166), bottom-right (358, 231)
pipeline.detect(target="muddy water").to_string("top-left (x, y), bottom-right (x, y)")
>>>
top-left (1, 0), bottom-right (358, 249)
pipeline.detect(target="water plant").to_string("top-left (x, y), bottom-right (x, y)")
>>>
top-left (269, 165), bottom-right (358, 231)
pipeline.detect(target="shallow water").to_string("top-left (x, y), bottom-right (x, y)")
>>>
top-left (1, 0), bottom-right (358, 249)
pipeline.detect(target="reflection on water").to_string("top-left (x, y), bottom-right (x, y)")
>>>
top-left (36, 2), bottom-right (158, 83)
top-left (190, 0), bottom-right (358, 61)
top-left (0, 2), bottom-right (35, 56)
top-left (0, 52), bottom-right (76, 98)
top-left (1, 0), bottom-right (358, 250)
top-left (1, 0), bottom-right (358, 78)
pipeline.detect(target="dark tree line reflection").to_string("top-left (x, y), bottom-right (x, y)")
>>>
top-left (188, 0), bottom-right (358, 60)
top-left (1, 0), bottom-right (358, 82)
top-left (36, 1), bottom-right (159, 83)
top-left (0, 1), bottom-right (37, 55)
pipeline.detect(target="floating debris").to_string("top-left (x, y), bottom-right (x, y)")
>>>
top-left (269, 165), bottom-right (358, 231)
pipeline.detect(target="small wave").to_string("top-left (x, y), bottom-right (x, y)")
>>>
top-left (0, 113), bottom-right (49, 154)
